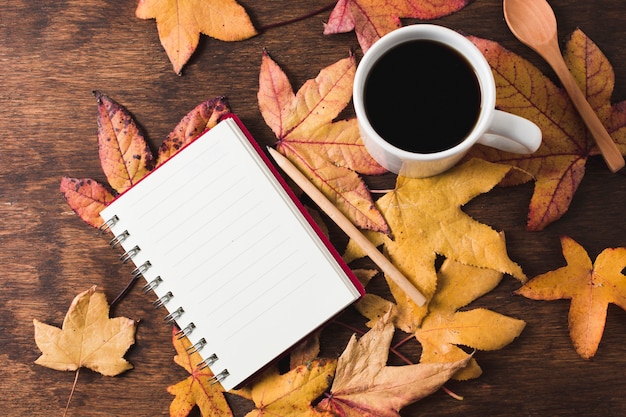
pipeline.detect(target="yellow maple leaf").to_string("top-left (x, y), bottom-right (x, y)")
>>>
top-left (317, 310), bottom-right (470, 417)
top-left (349, 159), bottom-right (527, 330)
top-left (516, 236), bottom-right (626, 359)
top-left (167, 328), bottom-right (233, 417)
top-left (258, 51), bottom-right (389, 234)
top-left (244, 359), bottom-right (336, 417)
top-left (33, 286), bottom-right (136, 376)
top-left (416, 260), bottom-right (526, 380)
top-left (136, 0), bottom-right (257, 74)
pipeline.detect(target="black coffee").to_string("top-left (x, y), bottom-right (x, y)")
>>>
top-left (364, 39), bottom-right (481, 153)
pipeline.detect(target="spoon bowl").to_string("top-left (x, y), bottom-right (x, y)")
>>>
top-left (503, 0), bottom-right (625, 172)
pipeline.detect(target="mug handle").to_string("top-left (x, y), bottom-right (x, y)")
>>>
top-left (477, 110), bottom-right (542, 154)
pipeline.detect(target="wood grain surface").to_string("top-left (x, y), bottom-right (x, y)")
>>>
top-left (2, 1), bottom-right (626, 416)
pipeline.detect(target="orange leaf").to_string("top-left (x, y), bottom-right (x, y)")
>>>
top-left (516, 237), bottom-right (626, 359)
top-left (167, 327), bottom-right (233, 417)
top-left (95, 91), bottom-right (153, 193)
top-left (467, 30), bottom-right (626, 230)
top-left (258, 50), bottom-right (389, 234)
top-left (324, 0), bottom-right (470, 53)
top-left (60, 177), bottom-right (115, 228)
top-left (245, 359), bottom-right (336, 417)
top-left (317, 310), bottom-right (470, 417)
top-left (157, 96), bottom-right (231, 166)
top-left (136, 0), bottom-right (257, 75)
top-left (33, 286), bottom-right (136, 376)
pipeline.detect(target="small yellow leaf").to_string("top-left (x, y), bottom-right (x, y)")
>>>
top-left (33, 286), bottom-right (135, 376)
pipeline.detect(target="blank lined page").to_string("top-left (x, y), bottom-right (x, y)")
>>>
top-left (100, 117), bottom-right (362, 391)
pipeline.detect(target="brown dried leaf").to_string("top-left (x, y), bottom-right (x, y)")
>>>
top-left (60, 177), bottom-right (115, 228)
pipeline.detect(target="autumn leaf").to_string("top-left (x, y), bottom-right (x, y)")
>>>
top-left (416, 260), bottom-right (525, 380)
top-left (317, 310), bottom-right (470, 417)
top-left (516, 237), bottom-right (626, 359)
top-left (136, 0), bottom-right (257, 75)
top-left (244, 359), bottom-right (336, 417)
top-left (258, 50), bottom-right (389, 234)
top-left (167, 328), bottom-right (233, 417)
top-left (95, 91), bottom-right (154, 193)
top-left (33, 286), bottom-right (136, 376)
top-left (157, 96), bottom-right (231, 166)
top-left (347, 159), bottom-right (527, 329)
top-left (324, 0), bottom-right (471, 53)
top-left (467, 30), bottom-right (626, 230)
top-left (60, 177), bottom-right (115, 228)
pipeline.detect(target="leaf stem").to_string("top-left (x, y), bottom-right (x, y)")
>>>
top-left (110, 274), bottom-right (140, 308)
top-left (64, 368), bottom-right (80, 417)
top-left (258, 2), bottom-right (336, 32)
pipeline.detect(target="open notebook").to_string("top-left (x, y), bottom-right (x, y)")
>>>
top-left (99, 115), bottom-right (364, 391)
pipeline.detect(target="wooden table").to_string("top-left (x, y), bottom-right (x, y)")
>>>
top-left (2, 1), bottom-right (626, 415)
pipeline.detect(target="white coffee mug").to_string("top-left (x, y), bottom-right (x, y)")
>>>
top-left (353, 24), bottom-right (541, 178)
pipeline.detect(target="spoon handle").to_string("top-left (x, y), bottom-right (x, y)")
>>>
top-left (545, 46), bottom-right (625, 172)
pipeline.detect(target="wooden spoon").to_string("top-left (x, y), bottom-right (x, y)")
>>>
top-left (503, 0), bottom-right (625, 172)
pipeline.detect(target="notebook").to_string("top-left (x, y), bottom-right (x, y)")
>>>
top-left (99, 115), bottom-right (364, 391)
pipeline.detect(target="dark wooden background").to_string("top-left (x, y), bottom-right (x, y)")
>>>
top-left (2, 0), bottom-right (626, 416)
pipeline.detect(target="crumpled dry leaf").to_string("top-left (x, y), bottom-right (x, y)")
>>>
top-left (516, 237), bottom-right (626, 359)
top-left (136, 0), bottom-right (257, 74)
top-left (60, 177), bottom-right (115, 228)
top-left (347, 159), bottom-right (527, 329)
top-left (324, 0), bottom-right (470, 53)
top-left (33, 286), bottom-right (136, 376)
top-left (467, 30), bottom-right (626, 231)
top-left (258, 51), bottom-right (389, 233)
top-left (317, 310), bottom-right (470, 417)
top-left (167, 328), bottom-right (233, 417)
top-left (96, 91), bottom-right (153, 193)
top-left (244, 359), bottom-right (336, 417)
top-left (416, 260), bottom-right (526, 380)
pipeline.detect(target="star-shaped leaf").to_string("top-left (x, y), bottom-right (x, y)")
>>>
top-left (167, 328), bottom-right (233, 417)
top-left (244, 359), bottom-right (336, 417)
top-left (324, 0), bottom-right (471, 53)
top-left (317, 310), bottom-right (470, 417)
top-left (258, 50), bottom-right (389, 233)
top-left (136, 0), bottom-right (257, 74)
top-left (416, 260), bottom-right (526, 380)
top-left (467, 30), bottom-right (626, 230)
top-left (33, 286), bottom-right (136, 376)
top-left (516, 236), bottom-right (626, 359)
top-left (349, 159), bottom-right (526, 329)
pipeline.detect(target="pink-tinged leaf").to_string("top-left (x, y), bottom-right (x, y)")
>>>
top-left (157, 96), bottom-right (231, 166)
top-left (60, 177), bottom-right (115, 228)
top-left (95, 91), bottom-right (154, 193)
top-left (258, 51), bottom-right (389, 233)
top-left (324, 0), bottom-right (471, 53)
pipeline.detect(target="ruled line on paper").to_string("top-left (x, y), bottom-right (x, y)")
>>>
top-left (197, 242), bottom-right (298, 322)
top-left (221, 267), bottom-right (317, 341)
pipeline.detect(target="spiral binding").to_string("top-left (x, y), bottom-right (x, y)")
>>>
top-left (142, 276), bottom-right (163, 293)
top-left (197, 353), bottom-right (218, 370)
top-left (163, 306), bottom-right (184, 324)
top-left (187, 338), bottom-right (206, 354)
top-left (109, 230), bottom-right (129, 248)
top-left (153, 291), bottom-right (173, 309)
top-left (209, 370), bottom-right (230, 385)
top-left (99, 215), bottom-right (119, 234)
top-left (120, 245), bottom-right (140, 263)
top-left (131, 261), bottom-right (151, 279)
top-left (175, 322), bottom-right (196, 339)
